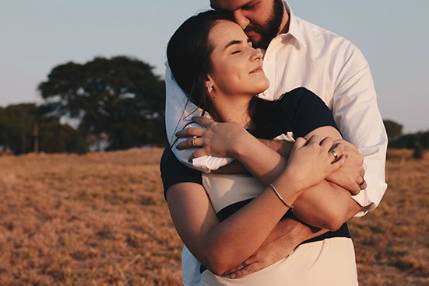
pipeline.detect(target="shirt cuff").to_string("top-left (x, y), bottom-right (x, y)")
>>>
top-left (351, 181), bottom-right (388, 217)
top-left (192, 156), bottom-right (235, 173)
top-left (171, 145), bottom-right (234, 174)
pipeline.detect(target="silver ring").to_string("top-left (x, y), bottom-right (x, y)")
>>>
top-left (191, 136), bottom-right (197, 147)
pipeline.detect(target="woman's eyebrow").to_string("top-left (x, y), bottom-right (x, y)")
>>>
top-left (223, 38), bottom-right (252, 50)
top-left (224, 40), bottom-right (243, 50)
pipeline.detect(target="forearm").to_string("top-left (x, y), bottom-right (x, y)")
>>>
top-left (266, 218), bottom-right (328, 247)
top-left (168, 181), bottom-right (292, 276)
top-left (203, 174), bottom-right (301, 274)
top-left (213, 160), bottom-right (248, 174)
top-left (258, 138), bottom-right (293, 157)
top-left (245, 191), bottom-right (362, 270)
top-left (261, 217), bottom-right (329, 250)
top-left (221, 216), bottom-right (332, 278)
top-left (240, 129), bottom-right (362, 229)
top-left (215, 139), bottom-right (291, 175)
top-left (292, 181), bottom-right (362, 230)
top-left (232, 133), bottom-right (287, 185)
top-left (206, 154), bottom-right (359, 272)
top-left (234, 137), bottom-right (362, 230)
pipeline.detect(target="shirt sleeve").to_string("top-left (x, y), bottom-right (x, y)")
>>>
top-left (160, 146), bottom-right (202, 200)
top-left (165, 63), bottom-right (234, 172)
top-left (332, 42), bottom-right (388, 217)
top-left (278, 87), bottom-right (339, 138)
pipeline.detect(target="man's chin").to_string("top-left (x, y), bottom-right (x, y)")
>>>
top-left (246, 32), bottom-right (264, 47)
top-left (252, 38), bottom-right (269, 49)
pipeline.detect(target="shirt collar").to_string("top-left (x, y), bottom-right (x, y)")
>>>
top-left (279, 1), bottom-right (306, 48)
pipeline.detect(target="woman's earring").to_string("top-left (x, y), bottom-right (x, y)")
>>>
top-left (207, 83), bottom-right (213, 93)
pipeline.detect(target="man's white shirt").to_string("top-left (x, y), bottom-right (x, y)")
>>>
top-left (164, 5), bottom-right (387, 285)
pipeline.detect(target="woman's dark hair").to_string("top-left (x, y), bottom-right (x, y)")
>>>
top-left (167, 10), bottom-right (233, 114)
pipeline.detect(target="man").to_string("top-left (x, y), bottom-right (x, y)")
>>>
top-left (162, 0), bottom-right (387, 284)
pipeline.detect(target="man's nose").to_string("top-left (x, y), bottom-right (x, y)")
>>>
top-left (233, 10), bottom-right (250, 29)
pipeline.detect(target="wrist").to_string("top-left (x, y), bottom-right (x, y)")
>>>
top-left (277, 219), bottom-right (312, 248)
top-left (259, 139), bottom-right (292, 157)
top-left (231, 130), bottom-right (257, 159)
top-left (273, 171), bottom-right (304, 205)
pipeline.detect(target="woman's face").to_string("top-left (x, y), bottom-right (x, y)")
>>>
top-left (207, 20), bottom-right (269, 98)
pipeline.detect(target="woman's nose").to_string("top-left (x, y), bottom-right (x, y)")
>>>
top-left (251, 48), bottom-right (263, 61)
top-left (233, 10), bottom-right (250, 29)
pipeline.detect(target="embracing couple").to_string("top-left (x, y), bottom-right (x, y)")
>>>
top-left (160, 1), bottom-right (387, 285)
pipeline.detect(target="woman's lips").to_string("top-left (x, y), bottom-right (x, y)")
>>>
top-left (249, 66), bottom-right (263, 74)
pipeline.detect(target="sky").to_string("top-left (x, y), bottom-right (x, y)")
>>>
top-left (0, 0), bottom-right (428, 133)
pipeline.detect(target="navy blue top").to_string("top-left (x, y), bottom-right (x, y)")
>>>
top-left (160, 87), bottom-right (351, 250)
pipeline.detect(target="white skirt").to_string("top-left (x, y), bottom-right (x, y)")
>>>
top-left (199, 237), bottom-right (358, 286)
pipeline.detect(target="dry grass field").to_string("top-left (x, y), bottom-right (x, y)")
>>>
top-left (0, 148), bottom-right (427, 285)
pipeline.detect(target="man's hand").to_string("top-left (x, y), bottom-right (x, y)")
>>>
top-left (222, 218), bottom-right (328, 279)
top-left (222, 233), bottom-right (296, 279)
top-left (175, 116), bottom-right (248, 158)
top-left (326, 140), bottom-right (366, 195)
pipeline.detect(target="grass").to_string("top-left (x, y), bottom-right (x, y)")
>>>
top-left (0, 148), bottom-right (427, 285)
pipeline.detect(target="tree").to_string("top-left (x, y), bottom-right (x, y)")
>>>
top-left (0, 104), bottom-right (40, 154)
top-left (38, 56), bottom-right (165, 150)
top-left (38, 121), bottom-right (88, 153)
top-left (420, 130), bottom-right (429, 149)
top-left (0, 103), bottom-right (87, 154)
top-left (390, 133), bottom-right (418, 149)
top-left (413, 141), bottom-right (424, 159)
top-left (383, 119), bottom-right (403, 140)
top-left (390, 129), bottom-right (429, 150)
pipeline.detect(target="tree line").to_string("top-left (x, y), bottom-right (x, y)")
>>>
top-left (0, 56), bottom-right (427, 155)
top-left (384, 120), bottom-right (429, 148)
top-left (383, 119), bottom-right (428, 158)
top-left (0, 56), bottom-right (165, 155)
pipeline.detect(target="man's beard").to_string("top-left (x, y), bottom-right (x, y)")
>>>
top-left (245, 0), bottom-right (284, 49)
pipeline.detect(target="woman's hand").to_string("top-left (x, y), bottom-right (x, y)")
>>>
top-left (282, 135), bottom-right (346, 191)
top-left (175, 116), bottom-right (249, 158)
top-left (326, 140), bottom-right (366, 195)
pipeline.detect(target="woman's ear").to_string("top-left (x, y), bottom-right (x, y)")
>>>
top-left (204, 75), bottom-right (215, 95)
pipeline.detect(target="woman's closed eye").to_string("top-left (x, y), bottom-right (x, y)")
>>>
top-left (230, 40), bottom-right (252, 55)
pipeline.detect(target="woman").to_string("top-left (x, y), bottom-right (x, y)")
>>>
top-left (162, 10), bottom-right (363, 285)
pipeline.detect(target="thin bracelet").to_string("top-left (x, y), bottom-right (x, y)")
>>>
top-left (269, 183), bottom-right (294, 209)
